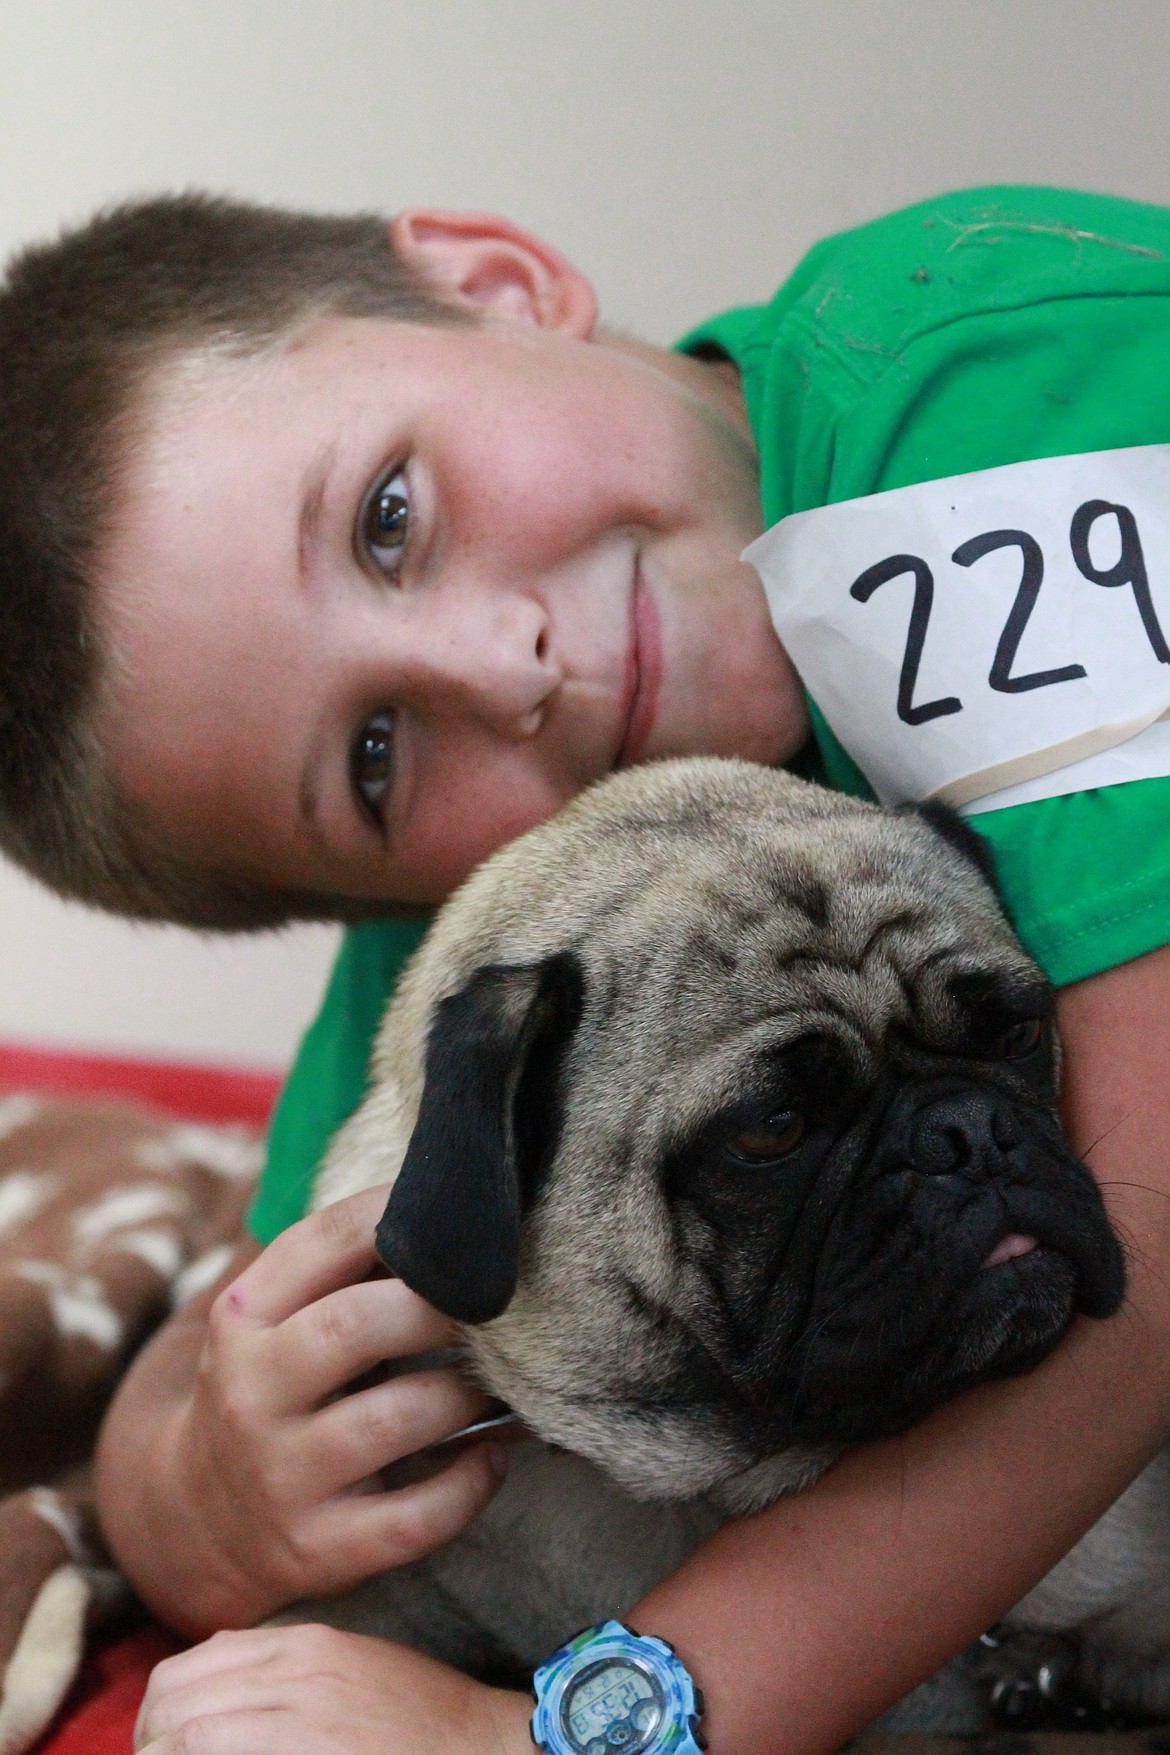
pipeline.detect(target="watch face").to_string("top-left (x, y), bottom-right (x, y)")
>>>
top-left (560, 1656), bottom-right (666, 1754)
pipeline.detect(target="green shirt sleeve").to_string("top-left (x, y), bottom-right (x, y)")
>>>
top-left (248, 915), bottom-right (430, 1245)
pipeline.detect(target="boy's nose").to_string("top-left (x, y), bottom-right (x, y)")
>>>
top-left (411, 589), bottom-right (562, 737)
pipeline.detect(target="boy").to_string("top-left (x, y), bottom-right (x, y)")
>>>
top-left (2, 186), bottom-right (1170, 1755)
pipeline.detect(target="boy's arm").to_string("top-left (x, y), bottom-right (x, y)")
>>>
top-left (137, 943), bottom-right (1170, 1754)
top-left (95, 1187), bottom-right (505, 1635)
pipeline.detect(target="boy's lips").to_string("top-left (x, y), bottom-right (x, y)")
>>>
top-left (616, 562), bottom-right (662, 768)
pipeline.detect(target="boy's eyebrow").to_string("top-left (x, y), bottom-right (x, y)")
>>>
top-left (297, 434), bottom-right (342, 586)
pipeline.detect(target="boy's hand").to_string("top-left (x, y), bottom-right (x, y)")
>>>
top-left (96, 1186), bottom-right (504, 1635)
top-left (134, 1625), bottom-right (533, 1755)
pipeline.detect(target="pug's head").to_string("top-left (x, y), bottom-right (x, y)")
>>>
top-left (317, 760), bottom-right (1125, 1513)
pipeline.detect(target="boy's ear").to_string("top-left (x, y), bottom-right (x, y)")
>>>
top-left (389, 209), bottom-right (598, 336)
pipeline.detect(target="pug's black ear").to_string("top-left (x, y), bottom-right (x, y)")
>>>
top-left (912, 799), bottom-right (1000, 896)
top-left (375, 952), bottom-right (583, 1324)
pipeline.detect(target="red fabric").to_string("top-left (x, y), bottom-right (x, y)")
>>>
top-left (0, 1040), bottom-right (282, 1127)
top-left (34, 1628), bottom-right (182, 1755)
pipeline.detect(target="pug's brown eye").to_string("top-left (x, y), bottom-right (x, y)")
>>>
top-left (727, 1112), bottom-right (805, 1163)
top-left (996, 1018), bottom-right (1044, 1059)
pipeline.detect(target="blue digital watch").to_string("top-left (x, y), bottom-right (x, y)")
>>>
top-left (531, 1619), bottom-right (706, 1755)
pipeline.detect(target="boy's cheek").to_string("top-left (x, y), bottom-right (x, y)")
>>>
top-left (387, 759), bottom-right (587, 906)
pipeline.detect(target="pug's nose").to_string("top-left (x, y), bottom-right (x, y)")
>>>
top-left (911, 1090), bottom-right (1019, 1177)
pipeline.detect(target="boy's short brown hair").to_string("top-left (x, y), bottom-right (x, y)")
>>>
top-left (0, 194), bottom-right (468, 929)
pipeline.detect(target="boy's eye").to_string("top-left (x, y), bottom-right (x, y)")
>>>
top-left (359, 468), bottom-right (410, 576)
top-left (351, 711), bottom-right (396, 824)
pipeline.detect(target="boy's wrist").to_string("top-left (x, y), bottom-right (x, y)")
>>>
top-left (483, 1684), bottom-right (536, 1755)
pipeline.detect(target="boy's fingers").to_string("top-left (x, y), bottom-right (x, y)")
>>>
top-left (138, 1682), bottom-right (260, 1749)
top-left (145, 1628), bottom-right (274, 1690)
top-left (138, 1711), bottom-right (292, 1754)
top-left (223, 1187), bottom-right (395, 1325)
top-left (136, 1629), bottom-right (322, 1749)
top-left (311, 1443), bottom-right (505, 1578)
top-left (267, 1277), bottom-right (458, 1412)
top-left (135, 1635), bottom-right (255, 1749)
top-left (301, 1367), bottom-right (492, 1495)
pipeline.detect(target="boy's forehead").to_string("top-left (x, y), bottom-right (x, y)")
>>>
top-left (97, 330), bottom-right (374, 744)
top-left (107, 317), bottom-right (405, 580)
top-left (132, 318), bottom-right (409, 464)
top-left (119, 308), bottom-right (594, 507)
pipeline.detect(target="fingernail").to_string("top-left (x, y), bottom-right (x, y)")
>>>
top-left (488, 1443), bottom-right (510, 1479)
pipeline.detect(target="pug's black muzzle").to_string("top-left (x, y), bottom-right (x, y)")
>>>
top-left (744, 1074), bottom-right (1125, 1453)
top-left (871, 1077), bottom-right (1123, 1319)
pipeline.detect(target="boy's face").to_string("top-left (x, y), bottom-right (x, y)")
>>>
top-left (98, 283), bottom-right (806, 908)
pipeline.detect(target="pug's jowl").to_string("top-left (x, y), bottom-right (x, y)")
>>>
top-left (300, 758), bottom-right (1164, 1721)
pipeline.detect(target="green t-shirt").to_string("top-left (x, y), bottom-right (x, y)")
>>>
top-left (250, 916), bottom-right (429, 1242)
top-left (249, 184), bottom-right (1170, 1246)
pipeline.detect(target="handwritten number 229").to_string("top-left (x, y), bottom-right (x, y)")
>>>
top-left (849, 499), bottom-right (1169, 728)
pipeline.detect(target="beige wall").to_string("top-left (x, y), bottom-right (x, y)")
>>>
top-left (0, 0), bottom-right (1167, 1067)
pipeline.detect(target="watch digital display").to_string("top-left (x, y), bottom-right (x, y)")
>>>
top-left (561, 1656), bottom-right (665, 1753)
top-left (532, 1619), bottom-right (702, 1755)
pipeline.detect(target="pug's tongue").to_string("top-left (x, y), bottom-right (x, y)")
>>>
top-left (983, 1232), bottom-right (1038, 1268)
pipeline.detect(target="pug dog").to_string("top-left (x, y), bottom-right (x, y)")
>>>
top-left (301, 756), bottom-right (1154, 1723)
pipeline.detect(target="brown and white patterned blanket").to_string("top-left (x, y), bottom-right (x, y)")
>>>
top-left (0, 1094), bottom-right (260, 1754)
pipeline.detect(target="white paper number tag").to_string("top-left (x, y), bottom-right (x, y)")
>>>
top-left (744, 444), bottom-right (1170, 814)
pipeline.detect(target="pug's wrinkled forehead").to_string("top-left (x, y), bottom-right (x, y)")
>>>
top-left (418, 756), bottom-right (1036, 1042)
